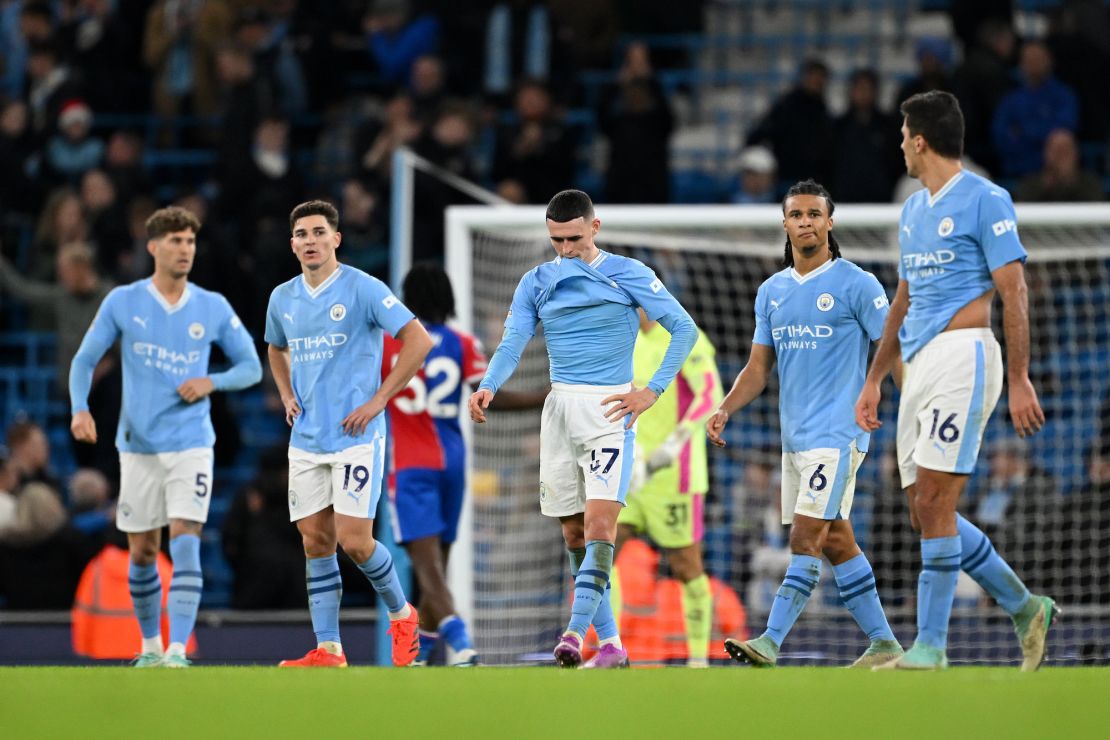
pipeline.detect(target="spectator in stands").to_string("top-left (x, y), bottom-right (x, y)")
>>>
top-left (0, 100), bottom-right (37, 219)
top-left (70, 0), bottom-right (148, 114)
top-left (81, 169), bottom-right (131, 275)
top-left (730, 146), bottom-right (777, 205)
top-left (832, 69), bottom-right (901, 203)
top-left (102, 130), bottom-right (151, 205)
top-left (221, 446), bottom-right (307, 609)
top-left (67, 468), bottom-right (115, 540)
top-left (364, 0), bottom-right (440, 87)
top-left (1016, 129), bottom-right (1104, 202)
top-left (953, 18), bottom-right (1017, 175)
top-left (1, 1), bottom-right (51, 102)
top-left (0, 442), bottom-right (98, 609)
top-left (142, 0), bottom-right (232, 125)
top-left (483, 2), bottom-right (551, 102)
top-left (338, 177), bottom-right (388, 279)
top-left (412, 104), bottom-right (481, 263)
top-left (598, 42), bottom-right (674, 204)
top-left (26, 38), bottom-right (82, 140)
top-left (894, 37), bottom-right (954, 108)
top-left (0, 241), bottom-right (113, 391)
top-left (44, 100), bottom-right (104, 186)
top-left (1046, 0), bottom-right (1110, 145)
top-left (355, 95), bottom-right (424, 184)
top-left (219, 115), bottom-right (304, 240)
top-left (232, 5), bottom-right (308, 118)
top-left (977, 437), bottom-right (1056, 531)
top-left (6, 419), bottom-right (56, 489)
top-left (409, 54), bottom-right (447, 125)
top-left (30, 188), bottom-right (88, 284)
top-left (991, 41), bottom-right (1079, 178)
top-left (746, 58), bottom-right (833, 187)
top-left (492, 79), bottom-right (575, 203)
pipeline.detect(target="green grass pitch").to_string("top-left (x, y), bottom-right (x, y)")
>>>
top-left (3, 666), bottom-right (1108, 739)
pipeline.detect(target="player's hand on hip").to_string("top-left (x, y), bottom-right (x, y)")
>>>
top-left (177, 377), bottom-right (215, 404)
top-left (602, 386), bottom-right (657, 427)
top-left (707, 409), bottom-right (729, 448)
top-left (468, 389), bottom-right (494, 423)
top-left (1008, 376), bottom-right (1045, 438)
top-left (282, 395), bottom-right (301, 426)
top-left (854, 380), bottom-right (883, 432)
top-left (342, 398), bottom-right (385, 437)
top-left (70, 411), bottom-right (97, 444)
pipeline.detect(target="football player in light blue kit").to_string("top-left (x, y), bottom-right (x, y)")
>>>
top-left (468, 190), bottom-right (697, 668)
top-left (69, 206), bottom-right (262, 667)
top-left (856, 91), bottom-right (1056, 671)
top-left (266, 200), bottom-right (433, 668)
top-left (707, 180), bottom-right (903, 669)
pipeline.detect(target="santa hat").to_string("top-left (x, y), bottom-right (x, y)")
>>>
top-left (58, 99), bottom-right (93, 128)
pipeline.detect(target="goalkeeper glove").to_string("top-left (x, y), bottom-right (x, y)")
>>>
top-left (646, 425), bottom-right (693, 474)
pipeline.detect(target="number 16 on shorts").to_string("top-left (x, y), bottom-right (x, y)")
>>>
top-left (780, 443), bottom-right (865, 525)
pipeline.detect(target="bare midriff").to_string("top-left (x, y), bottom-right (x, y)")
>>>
top-left (943, 289), bottom-right (993, 331)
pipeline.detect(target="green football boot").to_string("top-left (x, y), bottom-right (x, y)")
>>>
top-left (849, 639), bottom-right (905, 669)
top-left (724, 635), bottom-right (779, 668)
top-left (160, 653), bottom-right (192, 668)
top-left (131, 652), bottom-right (164, 668)
top-left (872, 642), bottom-right (947, 671)
top-left (1014, 595), bottom-right (1060, 672)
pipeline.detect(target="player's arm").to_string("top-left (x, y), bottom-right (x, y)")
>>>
top-left (604, 309), bottom-right (697, 427)
top-left (179, 304), bottom-right (262, 403)
top-left (992, 260), bottom-right (1044, 437)
top-left (69, 291), bottom-right (121, 443)
top-left (707, 343), bottom-right (774, 448)
top-left (343, 317), bottom-right (433, 436)
top-left (0, 255), bottom-right (62, 307)
top-left (267, 344), bottom-right (300, 426)
top-left (855, 279), bottom-right (909, 432)
top-left (470, 271), bottom-right (538, 423)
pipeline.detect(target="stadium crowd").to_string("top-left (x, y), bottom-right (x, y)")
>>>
top-left (2, 0), bottom-right (1110, 622)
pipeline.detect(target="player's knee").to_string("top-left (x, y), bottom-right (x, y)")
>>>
top-left (560, 519), bottom-right (586, 549)
top-left (669, 555), bottom-right (704, 583)
top-left (338, 536), bottom-right (373, 564)
top-left (301, 529), bottom-right (337, 558)
top-left (129, 540), bottom-right (159, 565)
top-left (788, 526), bottom-right (823, 558)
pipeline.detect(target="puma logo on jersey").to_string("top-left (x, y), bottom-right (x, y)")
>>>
top-left (284, 312), bottom-right (295, 323)
top-left (132, 316), bottom-right (148, 329)
top-left (902, 225), bottom-right (912, 237)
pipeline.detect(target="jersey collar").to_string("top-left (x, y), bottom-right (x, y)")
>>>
top-left (928, 171), bottom-right (964, 208)
top-left (146, 281), bottom-right (192, 314)
top-left (302, 265), bottom-right (342, 299)
top-left (789, 257), bottom-right (836, 284)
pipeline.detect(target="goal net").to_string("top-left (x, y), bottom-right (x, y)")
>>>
top-left (444, 203), bottom-right (1110, 666)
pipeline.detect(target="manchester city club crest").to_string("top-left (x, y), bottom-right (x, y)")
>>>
top-left (289, 490), bottom-right (299, 509)
top-left (816, 293), bottom-right (835, 311)
top-left (938, 217), bottom-right (955, 237)
top-left (330, 303), bottom-right (346, 321)
top-left (539, 482), bottom-right (547, 502)
top-left (188, 322), bottom-right (205, 339)
top-left (120, 503), bottom-right (132, 518)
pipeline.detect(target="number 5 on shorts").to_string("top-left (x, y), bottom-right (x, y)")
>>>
top-left (195, 473), bottom-right (208, 497)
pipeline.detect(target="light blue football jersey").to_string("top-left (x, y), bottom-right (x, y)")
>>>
top-left (69, 279), bottom-right (261, 453)
top-left (898, 170), bottom-right (1027, 360)
top-left (489, 251), bottom-right (695, 395)
top-left (265, 265), bottom-right (415, 454)
top-left (753, 258), bottom-right (889, 453)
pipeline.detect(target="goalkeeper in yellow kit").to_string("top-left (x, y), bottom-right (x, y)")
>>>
top-left (611, 264), bottom-right (723, 667)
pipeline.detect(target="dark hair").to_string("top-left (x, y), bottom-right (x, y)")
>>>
top-left (145, 206), bottom-right (201, 239)
top-left (289, 199), bottom-right (339, 232)
top-left (402, 262), bottom-right (455, 323)
top-left (545, 189), bottom-right (594, 223)
top-left (850, 68), bottom-right (879, 88)
top-left (900, 90), bottom-right (964, 160)
top-left (781, 179), bottom-right (841, 268)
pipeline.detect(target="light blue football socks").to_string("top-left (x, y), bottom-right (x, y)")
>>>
top-left (763, 554), bottom-right (821, 646)
top-left (128, 561), bottom-right (162, 642)
top-left (306, 554), bottom-right (343, 644)
top-left (956, 514), bottom-right (1031, 616)
top-left (833, 552), bottom-right (897, 642)
top-left (357, 541), bottom-right (406, 613)
top-left (567, 541), bottom-right (616, 640)
top-left (916, 535), bottom-right (961, 650)
top-left (167, 534), bottom-right (202, 647)
top-left (568, 546), bottom-right (620, 643)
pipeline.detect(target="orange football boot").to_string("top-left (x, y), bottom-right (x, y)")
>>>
top-left (389, 605), bottom-right (420, 666)
top-left (279, 647), bottom-right (348, 667)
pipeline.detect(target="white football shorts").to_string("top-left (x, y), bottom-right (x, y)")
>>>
top-left (897, 328), bottom-right (1003, 487)
top-left (288, 435), bottom-right (387, 522)
top-left (781, 441), bottom-right (865, 525)
top-left (117, 447), bottom-right (214, 532)
top-left (539, 382), bottom-right (637, 518)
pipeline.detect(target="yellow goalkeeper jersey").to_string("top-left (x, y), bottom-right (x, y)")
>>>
top-left (633, 322), bottom-right (723, 494)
